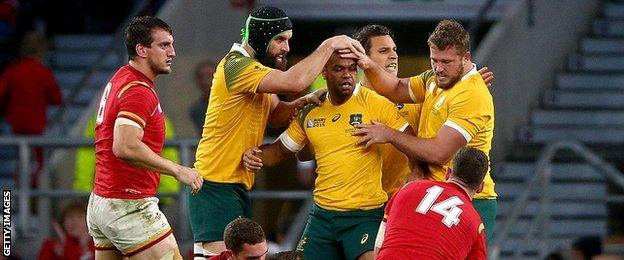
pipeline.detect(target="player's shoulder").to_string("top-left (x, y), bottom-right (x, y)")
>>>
top-left (295, 102), bottom-right (322, 128)
top-left (410, 69), bottom-right (436, 85)
top-left (223, 51), bottom-right (261, 71)
top-left (222, 51), bottom-right (271, 83)
top-left (359, 85), bottom-right (394, 106)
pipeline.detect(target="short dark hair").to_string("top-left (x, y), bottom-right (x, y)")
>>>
top-left (224, 218), bottom-right (266, 253)
top-left (124, 16), bottom-right (172, 60)
top-left (352, 24), bottom-right (395, 55)
top-left (267, 251), bottom-right (304, 260)
top-left (427, 19), bottom-right (470, 54)
top-left (451, 147), bottom-right (488, 191)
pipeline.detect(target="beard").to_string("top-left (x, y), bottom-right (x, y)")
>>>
top-left (436, 60), bottom-right (463, 90)
top-left (261, 52), bottom-right (288, 71)
top-left (148, 57), bottom-right (172, 75)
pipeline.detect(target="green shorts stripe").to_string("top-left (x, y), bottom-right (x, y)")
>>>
top-left (296, 204), bottom-right (383, 260)
top-left (473, 198), bottom-right (497, 244)
top-left (188, 180), bottom-right (251, 243)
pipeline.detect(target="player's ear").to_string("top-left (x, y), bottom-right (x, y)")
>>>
top-left (477, 182), bottom-right (484, 193)
top-left (463, 51), bottom-right (471, 62)
top-left (136, 43), bottom-right (148, 58)
top-left (445, 168), bottom-right (452, 180)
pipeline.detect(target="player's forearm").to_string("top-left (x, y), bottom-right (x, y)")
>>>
top-left (362, 64), bottom-right (409, 103)
top-left (258, 142), bottom-right (294, 167)
top-left (114, 141), bottom-right (181, 177)
top-left (268, 99), bottom-right (303, 127)
top-left (282, 42), bottom-right (334, 92)
top-left (388, 131), bottom-right (452, 166)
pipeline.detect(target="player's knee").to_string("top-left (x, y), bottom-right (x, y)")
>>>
top-left (158, 248), bottom-right (183, 260)
top-left (202, 241), bottom-right (226, 256)
top-left (357, 250), bottom-right (375, 260)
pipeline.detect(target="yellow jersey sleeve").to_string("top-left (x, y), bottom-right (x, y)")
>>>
top-left (444, 81), bottom-right (493, 142)
top-left (367, 91), bottom-right (409, 131)
top-left (223, 52), bottom-right (272, 94)
top-left (280, 105), bottom-right (313, 152)
top-left (407, 69), bottom-right (434, 103)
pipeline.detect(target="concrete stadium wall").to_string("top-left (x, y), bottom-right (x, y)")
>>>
top-left (474, 0), bottom-right (601, 164)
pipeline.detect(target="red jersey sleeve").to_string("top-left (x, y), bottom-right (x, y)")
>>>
top-left (466, 225), bottom-right (487, 260)
top-left (116, 85), bottom-right (158, 128)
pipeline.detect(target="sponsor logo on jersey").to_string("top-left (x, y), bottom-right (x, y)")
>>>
top-left (395, 103), bottom-right (404, 110)
top-left (297, 237), bottom-right (307, 251)
top-left (306, 118), bottom-right (326, 128)
top-left (360, 233), bottom-right (369, 244)
top-left (332, 113), bottom-right (341, 122)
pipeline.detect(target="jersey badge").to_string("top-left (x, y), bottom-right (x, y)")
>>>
top-left (349, 113), bottom-right (363, 126)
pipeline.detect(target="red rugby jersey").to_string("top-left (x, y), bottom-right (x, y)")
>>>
top-left (93, 65), bottom-right (165, 199)
top-left (377, 180), bottom-right (486, 260)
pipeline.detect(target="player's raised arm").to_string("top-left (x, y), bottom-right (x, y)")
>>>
top-left (258, 35), bottom-right (364, 94)
top-left (267, 88), bottom-right (327, 127)
top-left (347, 49), bottom-right (413, 103)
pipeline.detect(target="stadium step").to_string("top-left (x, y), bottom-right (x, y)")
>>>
top-left (580, 38), bottom-right (624, 54)
top-left (500, 219), bottom-right (607, 237)
top-left (499, 237), bottom-right (574, 258)
top-left (47, 33), bottom-right (117, 135)
top-left (593, 19), bottom-right (624, 37)
top-left (517, 126), bottom-right (624, 144)
top-left (50, 51), bottom-right (121, 70)
top-left (495, 162), bottom-right (605, 182)
top-left (496, 201), bottom-right (607, 219)
top-left (556, 73), bottom-right (624, 90)
top-left (604, 3), bottom-right (624, 19)
top-left (52, 34), bottom-right (114, 51)
top-left (529, 109), bottom-right (624, 127)
top-left (54, 70), bottom-right (114, 91)
top-left (496, 182), bottom-right (606, 200)
top-left (568, 54), bottom-right (624, 72)
top-left (543, 90), bottom-right (624, 109)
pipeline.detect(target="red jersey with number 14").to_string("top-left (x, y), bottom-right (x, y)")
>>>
top-left (377, 180), bottom-right (486, 260)
top-left (93, 65), bottom-right (165, 199)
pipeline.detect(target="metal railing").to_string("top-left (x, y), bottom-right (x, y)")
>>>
top-left (488, 141), bottom-right (624, 259)
top-left (0, 136), bottom-right (313, 246)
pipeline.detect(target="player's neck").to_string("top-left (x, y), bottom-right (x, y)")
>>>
top-left (327, 88), bottom-right (351, 106)
top-left (448, 179), bottom-right (474, 199)
top-left (460, 61), bottom-right (474, 79)
top-left (128, 60), bottom-right (157, 81)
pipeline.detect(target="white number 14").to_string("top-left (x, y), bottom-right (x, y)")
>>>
top-left (415, 185), bottom-right (464, 228)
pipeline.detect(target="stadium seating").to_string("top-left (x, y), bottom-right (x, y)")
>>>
top-left (497, 2), bottom-right (624, 257)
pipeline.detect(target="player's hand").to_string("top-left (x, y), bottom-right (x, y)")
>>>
top-left (324, 35), bottom-right (365, 55)
top-left (478, 67), bottom-right (494, 87)
top-left (352, 121), bottom-right (394, 149)
top-left (176, 166), bottom-right (203, 195)
top-left (243, 147), bottom-right (263, 172)
top-left (304, 88), bottom-right (327, 106)
top-left (340, 47), bottom-right (373, 70)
